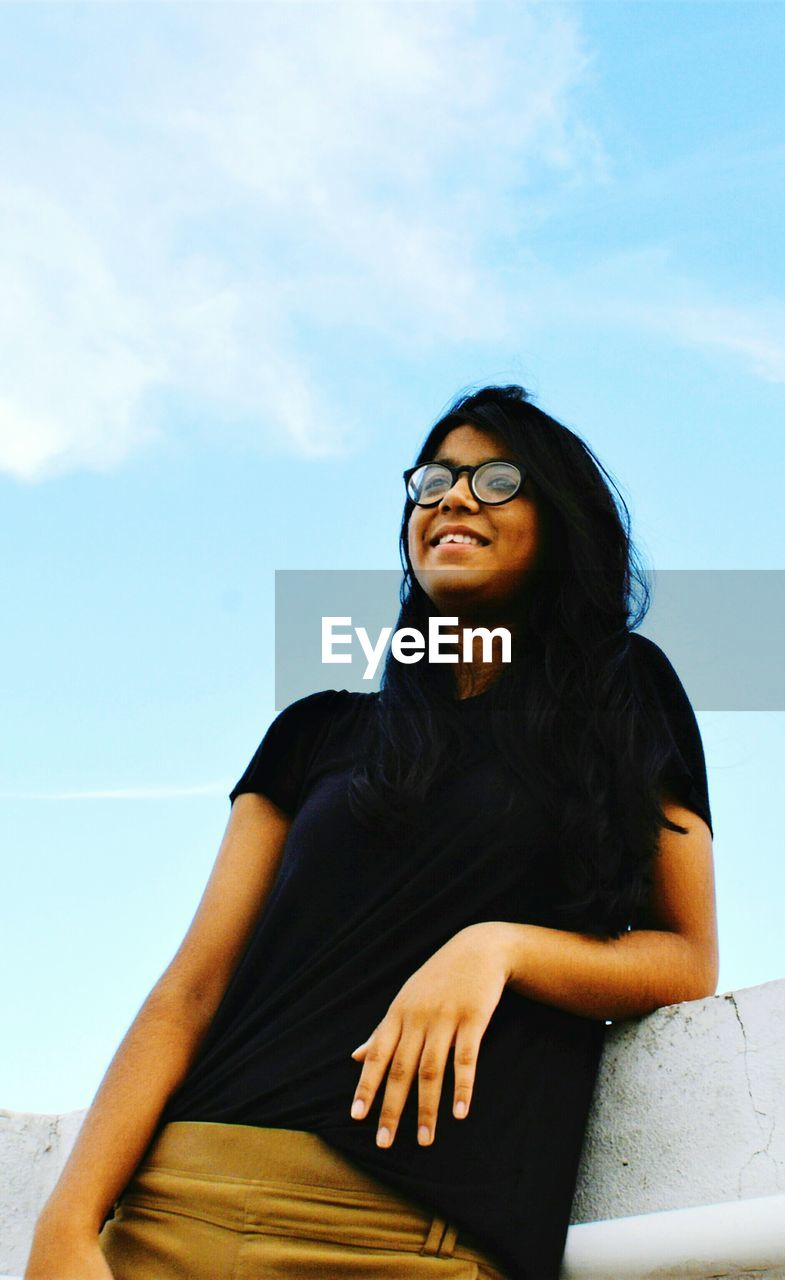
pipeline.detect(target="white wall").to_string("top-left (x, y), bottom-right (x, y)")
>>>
top-left (0, 1108), bottom-right (85, 1275)
top-left (574, 978), bottom-right (785, 1221)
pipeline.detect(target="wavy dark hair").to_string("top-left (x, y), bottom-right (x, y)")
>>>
top-left (347, 383), bottom-right (689, 938)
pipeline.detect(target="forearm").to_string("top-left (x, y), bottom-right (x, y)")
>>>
top-left (32, 984), bottom-right (215, 1242)
top-left (486, 921), bottom-right (718, 1021)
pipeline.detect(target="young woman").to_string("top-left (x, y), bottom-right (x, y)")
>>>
top-left (26, 384), bottom-right (718, 1280)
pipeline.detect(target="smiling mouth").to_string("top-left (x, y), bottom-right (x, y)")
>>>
top-left (432, 540), bottom-right (486, 550)
top-left (430, 533), bottom-right (490, 548)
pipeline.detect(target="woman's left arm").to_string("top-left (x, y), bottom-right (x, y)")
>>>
top-left (501, 793), bottom-right (719, 1020)
top-left (350, 795), bottom-right (718, 1148)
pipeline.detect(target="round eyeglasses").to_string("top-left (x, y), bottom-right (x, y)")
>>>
top-left (403, 459), bottom-right (524, 507)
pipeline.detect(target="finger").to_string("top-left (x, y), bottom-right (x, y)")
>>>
top-left (452, 1018), bottom-right (484, 1119)
top-left (350, 1040), bottom-right (370, 1060)
top-left (375, 1027), bottom-right (426, 1148)
top-left (350, 1019), bottom-right (401, 1122)
top-left (416, 1023), bottom-right (454, 1146)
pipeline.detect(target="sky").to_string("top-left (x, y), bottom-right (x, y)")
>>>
top-left (1, 0), bottom-right (783, 1116)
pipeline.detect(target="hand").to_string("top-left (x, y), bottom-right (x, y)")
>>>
top-left (350, 922), bottom-right (510, 1149)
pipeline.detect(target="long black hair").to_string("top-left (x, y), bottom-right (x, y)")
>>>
top-left (348, 383), bottom-right (687, 938)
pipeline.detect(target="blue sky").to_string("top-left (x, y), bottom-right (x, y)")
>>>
top-left (1, 0), bottom-right (783, 1115)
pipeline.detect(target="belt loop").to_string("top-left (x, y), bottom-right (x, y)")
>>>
top-left (440, 1222), bottom-right (459, 1257)
top-left (421, 1215), bottom-right (448, 1255)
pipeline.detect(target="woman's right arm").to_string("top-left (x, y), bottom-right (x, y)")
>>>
top-left (25, 791), bottom-right (291, 1280)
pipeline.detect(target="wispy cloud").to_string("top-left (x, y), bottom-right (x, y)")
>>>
top-left (1, 3), bottom-right (781, 484)
top-left (665, 301), bottom-right (785, 383)
top-left (0, 2), bottom-right (602, 480)
top-left (0, 183), bottom-right (167, 483)
top-left (511, 246), bottom-right (785, 384)
top-left (0, 784), bottom-right (229, 801)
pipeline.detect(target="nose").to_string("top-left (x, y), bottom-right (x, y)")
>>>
top-left (438, 472), bottom-right (480, 512)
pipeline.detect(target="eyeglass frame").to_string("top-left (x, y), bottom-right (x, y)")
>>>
top-left (402, 458), bottom-right (526, 507)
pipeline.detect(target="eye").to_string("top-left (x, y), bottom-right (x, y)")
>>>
top-left (408, 463), bottom-right (452, 503)
top-left (474, 462), bottom-right (521, 502)
top-left (488, 475), bottom-right (517, 494)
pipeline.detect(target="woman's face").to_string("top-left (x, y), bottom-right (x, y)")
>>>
top-left (407, 424), bottom-right (543, 618)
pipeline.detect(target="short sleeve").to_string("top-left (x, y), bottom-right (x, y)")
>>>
top-left (631, 633), bottom-right (713, 837)
top-left (228, 690), bottom-right (343, 816)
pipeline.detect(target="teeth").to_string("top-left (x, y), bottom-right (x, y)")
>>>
top-left (437, 533), bottom-right (484, 546)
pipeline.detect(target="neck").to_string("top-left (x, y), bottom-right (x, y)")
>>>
top-left (443, 614), bottom-right (520, 700)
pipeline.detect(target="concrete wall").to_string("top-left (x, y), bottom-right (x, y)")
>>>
top-left (0, 1108), bottom-right (85, 1276)
top-left (574, 978), bottom-right (785, 1223)
top-left (3, 978), bottom-right (784, 1278)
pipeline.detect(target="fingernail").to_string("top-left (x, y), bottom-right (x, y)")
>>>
top-left (418, 1125), bottom-right (430, 1145)
top-left (351, 1099), bottom-right (365, 1119)
top-left (454, 1101), bottom-right (467, 1118)
top-left (376, 1126), bottom-right (391, 1147)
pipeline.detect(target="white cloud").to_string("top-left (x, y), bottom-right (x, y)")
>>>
top-left (514, 246), bottom-right (785, 385)
top-left (667, 302), bottom-right (785, 383)
top-left (0, 184), bottom-right (166, 481)
top-left (2, 2), bottom-right (781, 483)
top-left (0, 2), bottom-right (602, 480)
top-left (153, 3), bottom-right (605, 348)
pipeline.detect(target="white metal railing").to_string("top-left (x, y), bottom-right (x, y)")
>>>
top-left (562, 1192), bottom-right (785, 1278)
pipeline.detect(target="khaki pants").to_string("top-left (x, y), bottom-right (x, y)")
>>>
top-left (98, 1121), bottom-right (510, 1279)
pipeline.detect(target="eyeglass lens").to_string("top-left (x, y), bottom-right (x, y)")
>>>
top-left (407, 461), bottom-right (521, 505)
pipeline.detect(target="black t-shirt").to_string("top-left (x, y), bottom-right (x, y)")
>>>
top-left (160, 633), bottom-right (712, 1280)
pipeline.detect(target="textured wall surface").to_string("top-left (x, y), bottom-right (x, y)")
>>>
top-left (2, 978), bottom-right (784, 1277)
top-left (572, 978), bottom-right (785, 1224)
top-left (0, 1108), bottom-right (86, 1274)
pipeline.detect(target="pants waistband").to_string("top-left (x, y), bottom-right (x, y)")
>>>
top-left (128, 1121), bottom-right (504, 1270)
top-left (142, 1121), bottom-right (411, 1196)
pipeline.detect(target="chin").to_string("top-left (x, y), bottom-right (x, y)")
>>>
top-left (423, 580), bottom-right (498, 615)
